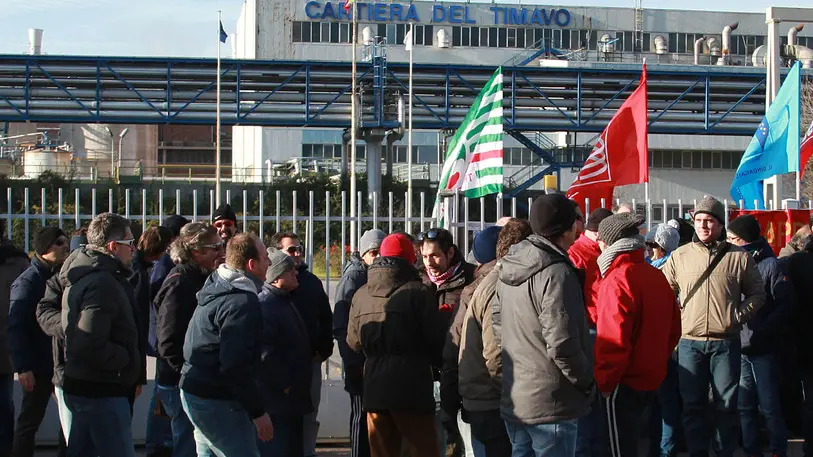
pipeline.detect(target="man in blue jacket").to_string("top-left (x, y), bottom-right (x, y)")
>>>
top-left (727, 215), bottom-right (796, 457)
top-left (180, 233), bottom-right (273, 457)
top-left (8, 227), bottom-right (68, 457)
top-left (258, 248), bottom-right (313, 457)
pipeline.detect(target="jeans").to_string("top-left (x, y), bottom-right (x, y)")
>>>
top-left (468, 410), bottom-right (512, 457)
top-left (603, 385), bottom-right (654, 457)
top-left (157, 384), bottom-right (199, 457)
top-left (257, 414), bottom-right (304, 457)
top-left (62, 394), bottom-right (136, 457)
top-left (12, 375), bottom-right (66, 457)
top-left (458, 410), bottom-right (486, 457)
top-left (0, 374), bottom-right (14, 456)
top-left (145, 383), bottom-right (173, 455)
top-left (504, 419), bottom-right (578, 457)
top-left (678, 338), bottom-right (741, 457)
top-left (304, 361), bottom-right (322, 457)
top-left (739, 352), bottom-right (788, 456)
top-left (647, 358), bottom-right (682, 457)
top-left (180, 390), bottom-right (260, 457)
top-left (576, 329), bottom-right (606, 457)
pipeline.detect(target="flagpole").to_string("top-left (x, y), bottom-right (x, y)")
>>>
top-left (349, 3), bottom-right (358, 252)
top-left (797, 60), bottom-right (802, 203)
top-left (407, 23), bottom-right (414, 234)
top-left (215, 10), bottom-right (223, 207)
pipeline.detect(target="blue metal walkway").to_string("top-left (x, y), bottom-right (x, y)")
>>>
top-left (0, 55), bottom-right (776, 135)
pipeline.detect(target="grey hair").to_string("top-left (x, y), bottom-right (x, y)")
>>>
top-left (86, 213), bottom-right (130, 248)
top-left (169, 222), bottom-right (218, 264)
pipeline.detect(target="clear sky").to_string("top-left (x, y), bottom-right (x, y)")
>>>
top-left (0, 0), bottom-right (781, 57)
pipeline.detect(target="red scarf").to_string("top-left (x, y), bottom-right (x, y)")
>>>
top-left (427, 261), bottom-right (461, 287)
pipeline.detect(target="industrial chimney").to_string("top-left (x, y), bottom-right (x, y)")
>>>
top-left (28, 28), bottom-right (43, 55)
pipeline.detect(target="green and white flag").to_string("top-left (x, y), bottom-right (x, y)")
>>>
top-left (432, 67), bottom-right (504, 224)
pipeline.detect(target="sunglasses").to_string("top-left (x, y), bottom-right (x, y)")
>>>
top-left (113, 239), bottom-right (135, 247)
top-left (202, 241), bottom-right (225, 250)
top-left (213, 220), bottom-right (235, 228)
top-left (417, 229), bottom-right (440, 242)
top-left (285, 245), bottom-right (303, 255)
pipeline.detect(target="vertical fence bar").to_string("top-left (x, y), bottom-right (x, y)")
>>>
top-left (308, 191), bottom-right (315, 267)
top-left (453, 190), bottom-right (460, 235)
top-left (632, 199), bottom-right (637, 215)
top-left (341, 191), bottom-right (347, 270)
top-left (495, 194), bottom-right (502, 220)
top-left (74, 188), bottom-right (80, 229)
top-left (242, 190), bottom-right (248, 233)
top-left (724, 200), bottom-right (730, 226)
top-left (6, 188), bottom-right (11, 240)
top-left (57, 189), bottom-right (63, 229)
top-left (176, 189), bottom-right (181, 216)
top-left (739, 200), bottom-right (745, 210)
top-left (292, 191), bottom-right (298, 234)
top-left (192, 190), bottom-right (198, 222)
top-left (388, 192), bottom-right (393, 234)
top-left (125, 189), bottom-right (131, 221)
top-left (404, 191), bottom-right (410, 235)
top-left (325, 190), bottom-right (331, 301)
top-left (420, 192), bottom-right (426, 233)
top-left (158, 189), bottom-right (164, 225)
top-left (24, 188), bottom-right (29, 252)
top-left (528, 197), bottom-right (533, 216)
top-left (40, 188), bottom-right (46, 226)
top-left (601, 198), bottom-right (607, 209)
top-left (586, 198), bottom-right (591, 218)
top-left (209, 190), bottom-right (215, 222)
top-left (479, 196), bottom-right (485, 231)
top-left (91, 188), bottom-right (97, 219)
top-left (142, 189), bottom-right (147, 229)
top-left (677, 199), bottom-right (683, 219)
top-left (663, 199), bottom-right (668, 223)
top-left (109, 189), bottom-right (114, 214)
top-left (357, 191), bottom-right (362, 249)
top-left (511, 197), bottom-right (517, 218)
top-left (463, 197), bottom-right (470, 255)
top-left (808, 199), bottom-right (813, 209)
top-left (226, 189), bottom-right (231, 206)
top-left (646, 199), bottom-right (652, 231)
top-left (372, 192), bottom-right (378, 229)
top-left (275, 191), bottom-right (281, 234)
top-left (259, 190), bottom-right (265, 241)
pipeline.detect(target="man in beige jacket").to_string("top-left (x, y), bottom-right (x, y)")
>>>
top-left (663, 196), bottom-right (765, 457)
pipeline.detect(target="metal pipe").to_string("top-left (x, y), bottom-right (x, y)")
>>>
top-left (789, 24), bottom-right (805, 46)
top-left (721, 22), bottom-right (739, 64)
top-left (694, 38), bottom-right (706, 65)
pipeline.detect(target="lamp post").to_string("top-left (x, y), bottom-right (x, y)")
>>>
top-left (105, 127), bottom-right (115, 179)
top-left (118, 128), bottom-right (129, 183)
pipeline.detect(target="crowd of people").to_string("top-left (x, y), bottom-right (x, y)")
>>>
top-left (0, 192), bottom-right (811, 457)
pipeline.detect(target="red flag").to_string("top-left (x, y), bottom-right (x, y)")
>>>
top-left (801, 120), bottom-right (813, 177)
top-left (567, 64), bottom-right (648, 212)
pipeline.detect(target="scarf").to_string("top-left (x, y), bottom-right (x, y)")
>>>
top-left (427, 261), bottom-right (461, 286)
top-left (648, 254), bottom-right (670, 270)
top-left (597, 235), bottom-right (646, 277)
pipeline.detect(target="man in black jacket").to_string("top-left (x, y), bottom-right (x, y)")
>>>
top-left (8, 227), bottom-right (68, 457)
top-left (334, 228), bottom-right (386, 457)
top-left (180, 233), bottom-right (273, 456)
top-left (154, 223), bottom-right (222, 457)
top-left (59, 213), bottom-right (144, 457)
top-left (271, 231), bottom-right (334, 457)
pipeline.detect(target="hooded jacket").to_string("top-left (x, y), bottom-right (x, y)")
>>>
top-left (740, 238), bottom-right (796, 355)
top-left (333, 254), bottom-right (369, 394)
top-left (782, 238), bottom-right (813, 368)
top-left (0, 242), bottom-right (30, 375)
top-left (153, 262), bottom-right (210, 387)
top-left (179, 265), bottom-right (266, 419)
top-left (347, 256), bottom-right (446, 413)
top-left (663, 236), bottom-right (766, 340)
top-left (594, 248), bottom-right (681, 393)
top-left (258, 284), bottom-right (314, 416)
top-left (291, 264), bottom-right (334, 361)
top-left (60, 247), bottom-right (143, 397)
top-left (568, 233), bottom-right (602, 327)
top-left (497, 235), bottom-right (594, 424)
top-left (9, 255), bottom-right (56, 377)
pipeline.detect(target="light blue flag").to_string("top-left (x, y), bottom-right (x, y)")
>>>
top-left (730, 62), bottom-right (801, 209)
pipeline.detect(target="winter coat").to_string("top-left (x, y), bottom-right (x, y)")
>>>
top-left (740, 238), bottom-right (796, 355)
top-left (60, 247), bottom-right (143, 397)
top-left (781, 238), bottom-right (813, 368)
top-left (458, 261), bottom-right (501, 412)
top-left (153, 263), bottom-right (209, 387)
top-left (35, 274), bottom-right (67, 388)
top-left (291, 264), bottom-right (334, 361)
top-left (497, 235), bottom-right (594, 424)
top-left (0, 243), bottom-right (30, 375)
top-left (179, 265), bottom-right (266, 419)
top-left (663, 236), bottom-right (766, 340)
top-left (332, 254), bottom-right (368, 394)
top-left (149, 252), bottom-right (176, 356)
top-left (8, 255), bottom-right (56, 377)
top-left (347, 256), bottom-right (446, 413)
top-left (568, 234), bottom-right (602, 327)
top-left (129, 250), bottom-right (152, 358)
top-left (594, 248), bottom-right (681, 393)
top-left (258, 285), bottom-right (314, 416)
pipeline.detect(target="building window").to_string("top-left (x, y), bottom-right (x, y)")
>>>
top-left (452, 26), bottom-right (461, 47)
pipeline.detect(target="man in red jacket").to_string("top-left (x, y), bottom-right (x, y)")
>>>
top-left (595, 213), bottom-right (681, 457)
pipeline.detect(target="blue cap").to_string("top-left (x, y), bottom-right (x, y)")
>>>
top-left (472, 226), bottom-right (503, 264)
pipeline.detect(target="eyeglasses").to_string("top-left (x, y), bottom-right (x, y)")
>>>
top-left (113, 239), bottom-right (135, 248)
top-left (202, 241), bottom-right (225, 250)
top-left (213, 220), bottom-right (235, 229)
top-left (285, 245), bottom-right (303, 255)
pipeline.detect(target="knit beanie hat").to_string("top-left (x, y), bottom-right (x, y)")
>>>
top-left (213, 204), bottom-right (237, 223)
top-left (359, 229), bottom-right (386, 257)
top-left (694, 196), bottom-right (726, 225)
top-left (586, 208), bottom-right (613, 232)
top-left (34, 227), bottom-right (66, 256)
top-left (162, 214), bottom-right (190, 238)
top-left (727, 214), bottom-right (762, 243)
top-left (69, 234), bottom-right (87, 252)
top-left (530, 194), bottom-right (580, 237)
top-left (650, 223), bottom-right (680, 253)
top-left (266, 247), bottom-right (296, 283)
top-left (380, 233), bottom-right (417, 265)
top-left (472, 226), bottom-right (502, 264)
top-left (598, 213), bottom-right (646, 247)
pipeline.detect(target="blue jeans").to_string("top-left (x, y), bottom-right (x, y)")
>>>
top-left (678, 338), bottom-right (741, 457)
top-left (0, 374), bottom-right (13, 456)
top-left (648, 357), bottom-right (682, 457)
top-left (62, 394), bottom-right (136, 457)
top-left (576, 329), bottom-right (606, 457)
top-left (504, 419), bottom-right (578, 457)
top-left (181, 390), bottom-right (260, 457)
top-left (257, 415), bottom-right (304, 457)
top-left (739, 352), bottom-right (787, 456)
top-left (157, 384), bottom-right (200, 457)
top-left (146, 384), bottom-right (173, 454)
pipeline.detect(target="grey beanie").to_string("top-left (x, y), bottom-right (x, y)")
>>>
top-left (646, 223), bottom-right (680, 253)
top-left (694, 195), bottom-right (726, 225)
top-left (266, 247), bottom-right (296, 283)
top-left (599, 213), bottom-right (646, 247)
top-left (359, 229), bottom-right (386, 256)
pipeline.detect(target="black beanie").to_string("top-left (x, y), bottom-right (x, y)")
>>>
top-left (162, 214), bottom-right (190, 238)
top-left (530, 194), bottom-right (580, 237)
top-left (727, 214), bottom-right (761, 243)
top-left (586, 208), bottom-right (613, 232)
top-left (34, 226), bottom-right (66, 256)
top-left (213, 204), bottom-right (237, 223)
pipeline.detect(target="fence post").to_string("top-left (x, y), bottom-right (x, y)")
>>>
top-left (74, 188), bottom-right (80, 229)
top-left (663, 199), bottom-right (667, 223)
top-left (388, 192), bottom-right (393, 234)
top-left (6, 188), bottom-right (11, 240)
top-left (125, 189), bottom-right (131, 221)
top-left (496, 193), bottom-right (503, 220)
top-left (479, 196), bottom-right (485, 231)
top-left (292, 190), bottom-right (298, 234)
top-left (585, 198), bottom-right (591, 218)
top-left (646, 199), bottom-right (652, 231)
top-left (372, 192), bottom-right (378, 230)
top-left (678, 199), bottom-right (683, 219)
top-left (259, 190), bottom-right (265, 241)
top-left (176, 189), bottom-right (182, 216)
top-left (341, 191), bottom-right (346, 270)
top-left (226, 189), bottom-right (231, 206)
top-left (40, 188), bottom-right (46, 226)
top-left (158, 189), bottom-right (164, 225)
top-left (24, 188), bottom-right (29, 253)
top-left (58, 188), bottom-right (63, 230)
top-left (109, 189), bottom-right (114, 214)
top-left (209, 190), bottom-right (215, 222)
top-left (463, 197), bottom-right (470, 255)
top-left (420, 192), bottom-right (426, 233)
top-left (325, 190), bottom-right (331, 295)
top-left (242, 190), bottom-right (248, 234)
top-left (192, 190), bottom-right (197, 222)
top-left (275, 190), bottom-right (281, 233)
top-left (511, 197), bottom-right (517, 218)
top-left (142, 189), bottom-right (147, 229)
top-left (308, 191), bottom-right (314, 267)
top-left (91, 188), bottom-right (96, 220)
top-left (357, 191), bottom-right (363, 249)
top-left (724, 200), bottom-right (730, 226)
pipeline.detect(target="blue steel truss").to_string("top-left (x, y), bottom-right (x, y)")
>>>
top-left (0, 55), bottom-right (788, 135)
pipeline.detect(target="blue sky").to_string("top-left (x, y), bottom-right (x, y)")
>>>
top-left (0, 0), bottom-right (777, 57)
